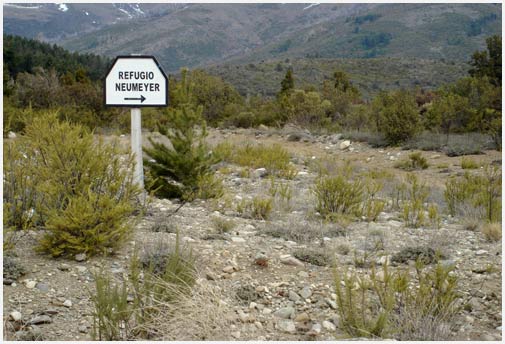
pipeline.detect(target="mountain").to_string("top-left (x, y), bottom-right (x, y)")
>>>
top-left (3, 3), bottom-right (185, 41)
top-left (4, 3), bottom-right (500, 74)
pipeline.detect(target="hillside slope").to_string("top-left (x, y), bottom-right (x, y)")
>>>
top-left (4, 3), bottom-right (500, 73)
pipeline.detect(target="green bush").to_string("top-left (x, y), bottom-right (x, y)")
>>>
top-left (401, 174), bottom-right (430, 228)
top-left (334, 261), bottom-right (461, 340)
top-left (313, 174), bottom-right (364, 220)
top-left (92, 233), bottom-right (196, 340)
top-left (231, 143), bottom-right (297, 179)
top-left (3, 113), bottom-right (139, 257)
top-left (372, 90), bottom-right (421, 145)
top-left (444, 165), bottom-right (501, 222)
top-left (394, 152), bottom-right (429, 171)
top-left (144, 70), bottom-right (219, 200)
top-left (460, 157), bottom-right (479, 169)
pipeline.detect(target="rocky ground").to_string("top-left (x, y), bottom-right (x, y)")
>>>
top-left (3, 127), bottom-right (502, 341)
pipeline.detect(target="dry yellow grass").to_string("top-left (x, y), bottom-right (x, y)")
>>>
top-left (481, 223), bottom-right (502, 242)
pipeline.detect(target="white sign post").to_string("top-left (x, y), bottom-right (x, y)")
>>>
top-left (105, 56), bottom-right (168, 197)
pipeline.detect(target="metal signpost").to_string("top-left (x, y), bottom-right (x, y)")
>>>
top-left (105, 55), bottom-right (168, 197)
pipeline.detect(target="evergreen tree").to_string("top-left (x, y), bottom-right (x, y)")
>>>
top-left (469, 35), bottom-right (501, 86)
top-left (279, 68), bottom-right (295, 95)
top-left (144, 69), bottom-right (218, 200)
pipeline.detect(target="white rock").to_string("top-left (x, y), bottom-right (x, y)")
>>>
top-left (339, 140), bottom-right (351, 150)
top-left (280, 255), bottom-right (304, 267)
top-left (231, 237), bottom-right (246, 243)
top-left (311, 323), bottom-right (322, 334)
top-left (63, 299), bottom-right (72, 308)
top-left (10, 311), bottom-right (22, 321)
top-left (323, 320), bottom-right (337, 331)
top-left (300, 286), bottom-right (312, 299)
top-left (277, 319), bottom-right (296, 333)
top-left (476, 250), bottom-right (488, 256)
top-left (7, 131), bottom-right (16, 139)
top-left (25, 280), bottom-right (37, 289)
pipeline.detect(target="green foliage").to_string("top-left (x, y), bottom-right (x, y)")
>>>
top-left (4, 113), bottom-right (139, 256)
top-left (279, 68), bottom-right (295, 96)
top-left (14, 114), bottom-right (140, 257)
top-left (280, 89), bottom-right (332, 129)
top-left (313, 174), bottom-right (364, 220)
top-left (92, 233), bottom-right (196, 340)
top-left (92, 270), bottom-right (133, 340)
top-left (211, 216), bottom-right (236, 234)
top-left (372, 89), bottom-right (421, 144)
top-left (236, 196), bottom-right (273, 220)
top-left (469, 35), bottom-right (501, 86)
top-left (401, 174), bottom-right (430, 228)
top-left (460, 157), bottom-right (479, 169)
top-left (444, 165), bottom-right (501, 222)
top-left (230, 143), bottom-right (297, 179)
top-left (4, 34), bottom-right (110, 81)
top-left (394, 152), bottom-right (429, 171)
top-left (334, 261), bottom-right (461, 340)
top-left (144, 70), bottom-right (219, 200)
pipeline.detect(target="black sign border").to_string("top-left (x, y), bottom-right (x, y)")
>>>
top-left (104, 55), bottom-right (169, 108)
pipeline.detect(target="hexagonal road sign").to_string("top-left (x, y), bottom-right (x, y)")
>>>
top-left (104, 55), bottom-right (168, 107)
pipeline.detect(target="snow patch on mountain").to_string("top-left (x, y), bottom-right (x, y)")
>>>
top-left (303, 3), bottom-right (320, 11)
top-left (57, 3), bottom-right (68, 12)
top-left (4, 4), bottom-right (41, 9)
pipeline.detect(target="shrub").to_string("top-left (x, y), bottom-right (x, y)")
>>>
top-left (144, 70), bottom-right (218, 200)
top-left (231, 143), bottom-right (297, 179)
top-left (293, 248), bottom-right (329, 266)
top-left (4, 113), bottom-right (139, 257)
top-left (444, 165), bottom-right (501, 222)
top-left (481, 222), bottom-right (501, 242)
top-left (211, 216), bottom-right (236, 234)
top-left (334, 261), bottom-right (460, 340)
top-left (92, 233), bottom-right (197, 340)
top-left (394, 152), bottom-right (429, 171)
top-left (401, 174), bottom-right (430, 228)
top-left (372, 89), bottom-right (421, 145)
top-left (392, 246), bottom-right (438, 265)
top-left (236, 197), bottom-right (273, 220)
top-left (313, 174), bottom-right (364, 220)
top-left (359, 178), bottom-right (386, 222)
top-left (460, 157), bottom-right (479, 169)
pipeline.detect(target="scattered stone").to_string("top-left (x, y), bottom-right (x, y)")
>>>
top-left (253, 168), bottom-right (268, 178)
top-left (28, 315), bottom-right (52, 325)
top-left (277, 319), bottom-right (296, 333)
top-left (298, 271), bottom-right (309, 278)
top-left (376, 255), bottom-right (391, 265)
top-left (300, 286), bottom-right (312, 299)
top-left (280, 255), bottom-right (304, 267)
top-left (475, 250), bottom-right (488, 256)
top-left (326, 299), bottom-right (337, 309)
top-left (76, 266), bottom-right (87, 273)
top-left (231, 237), bottom-right (246, 243)
top-left (323, 320), bottom-right (337, 331)
top-left (75, 253), bottom-right (87, 262)
top-left (254, 252), bottom-right (269, 267)
top-left (39, 308), bottom-right (59, 316)
top-left (25, 280), bottom-right (37, 289)
top-left (63, 299), bottom-right (72, 308)
top-left (36, 282), bottom-right (49, 293)
top-left (222, 266), bottom-right (235, 273)
top-left (339, 140), bottom-right (351, 150)
top-left (205, 272), bottom-right (217, 281)
top-left (230, 331), bottom-right (241, 339)
top-left (294, 312), bottom-right (310, 322)
top-left (288, 290), bottom-right (301, 302)
top-left (78, 325), bottom-right (88, 333)
top-left (9, 310), bottom-right (22, 322)
top-left (274, 306), bottom-right (295, 319)
top-left (8, 131), bottom-right (16, 139)
top-left (58, 264), bottom-right (71, 271)
top-left (262, 308), bottom-right (272, 315)
top-left (311, 322), bottom-right (322, 334)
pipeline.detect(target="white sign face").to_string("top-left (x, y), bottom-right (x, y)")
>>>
top-left (105, 56), bottom-right (168, 107)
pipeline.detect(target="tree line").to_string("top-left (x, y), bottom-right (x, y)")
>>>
top-left (3, 34), bottom-right (501, 149)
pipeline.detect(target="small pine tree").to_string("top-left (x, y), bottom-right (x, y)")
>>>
top-left (279, 68), bottom-right (294, 96)
top-left (144, 69), bottom-right (218, 200)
